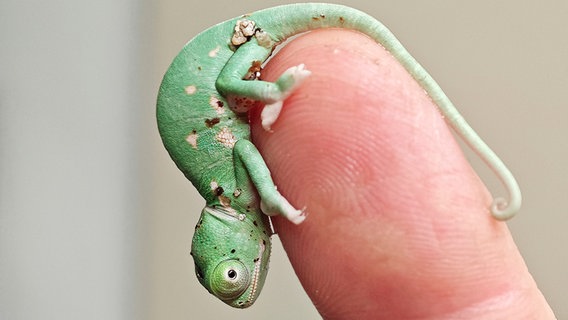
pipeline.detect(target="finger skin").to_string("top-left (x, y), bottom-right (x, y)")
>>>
top-left (251, 29), bottom-right (555, 319)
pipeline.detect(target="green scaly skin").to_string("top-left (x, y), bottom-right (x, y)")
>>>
top-left (157, 3), bottom-right (521, 308)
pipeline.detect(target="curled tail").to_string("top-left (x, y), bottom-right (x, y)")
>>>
top-left (253, 3), bottom-right (521, 219)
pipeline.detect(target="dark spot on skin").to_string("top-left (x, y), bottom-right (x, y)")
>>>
top-left (312, 14), bottom-right (326, 21)
top-left (214, 246), bottom-right (217, 250)
top-left (244, 60), bottom-right (262, 80)
top-left (253, 258), bottom-right (259, 263)
top-left (253, 220), bottom-right (258, 227)
top-left (216, 100), bottom-right (224, 108)
top-left (339, 16), bottom-right (345, 24)
top-left (231, 249), bottom-right (236, 254)
top-left (238, 301), bottom-right (244, 306)
top-left (262, 240), bottom-right (266, 246)
top-left (251, 60), bottom-right (262, 70)
top-left (205, 118), bottom-right (220, 128)
top-left (214, 186), bottom-right (224, 196)
top-left (197, 66), bottom-right (202, 71)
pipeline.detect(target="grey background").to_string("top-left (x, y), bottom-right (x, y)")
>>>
top-left (1, 0), bottom-right (566, 319)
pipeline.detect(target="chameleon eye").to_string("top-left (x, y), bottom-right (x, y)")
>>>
top-left (209, 259), bottom-right (250, 300)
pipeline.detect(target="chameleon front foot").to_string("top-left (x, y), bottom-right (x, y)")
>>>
top-left (261, 64), bottom-right (311, 131)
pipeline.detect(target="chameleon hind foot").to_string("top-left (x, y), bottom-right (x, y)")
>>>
top-left (261, 64), bottom-right (311, 130)
top-left (260, 192), bottom-right (306, 225)
top-left (233, 139), bottom-right (306, 224)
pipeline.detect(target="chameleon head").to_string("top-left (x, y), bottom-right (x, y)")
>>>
top-left (191, 206), bottom-right (272, 308)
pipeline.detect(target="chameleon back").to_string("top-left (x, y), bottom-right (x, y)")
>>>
top-left (157, 17), bottom-right (250, 203)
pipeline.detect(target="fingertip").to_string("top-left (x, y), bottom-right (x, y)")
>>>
top-left (251, 29), bottom-right (550, 319)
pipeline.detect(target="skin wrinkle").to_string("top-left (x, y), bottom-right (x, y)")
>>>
top-left (251, 29), bottom-right (554, 319)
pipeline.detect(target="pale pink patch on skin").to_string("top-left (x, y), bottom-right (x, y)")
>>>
top-left (215, 127), bottom-right (236, 148)
top-left (185, 85), bottom-right (197, 95)
top-left (185, 132), bottom-right (198, 149)
top-left (208, 46), bottom-right (220, 57)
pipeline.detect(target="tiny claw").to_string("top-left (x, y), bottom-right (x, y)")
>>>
top-left (289, 208), bottom-right (307, 225)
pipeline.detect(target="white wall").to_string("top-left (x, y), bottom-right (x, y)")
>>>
top-left (0, 1), bottom-right (146, 319)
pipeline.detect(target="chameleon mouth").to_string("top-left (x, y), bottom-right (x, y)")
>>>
top-left (241, 240), bottom-right (265, 307)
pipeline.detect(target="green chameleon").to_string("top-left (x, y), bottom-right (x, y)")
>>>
top-left (156, 3), bottom-right (521, 308)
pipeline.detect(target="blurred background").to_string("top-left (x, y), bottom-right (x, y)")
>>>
top-left (1, 0), bottom-right (566, 319)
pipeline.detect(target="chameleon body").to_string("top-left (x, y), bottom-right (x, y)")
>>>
top-left (157, 3), bottom-right (521, 308)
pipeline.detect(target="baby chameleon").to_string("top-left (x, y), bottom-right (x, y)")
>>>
top-left (156, 3), bottom-right (521, 308)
